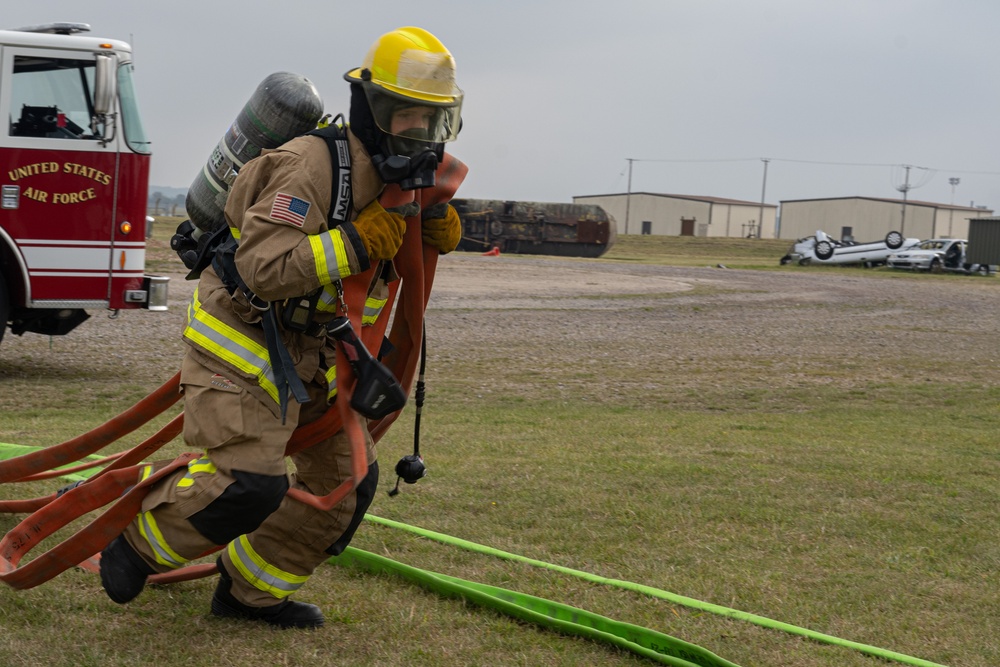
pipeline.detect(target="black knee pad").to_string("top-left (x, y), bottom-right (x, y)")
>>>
top-left (188, 470), bottom-right (289, 544)
top-left (325, 461), bottom-right (379, 556)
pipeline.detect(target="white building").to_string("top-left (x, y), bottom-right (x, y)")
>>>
top-left (779, 196), bottom-right (993, 242)
top-left (573, 192), bottom-right (777, 238)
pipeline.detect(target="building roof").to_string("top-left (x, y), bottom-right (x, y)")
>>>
top-left (779, 195), bottom-right (990, 212)
top-left (575, 192), bottom-right (777, 208)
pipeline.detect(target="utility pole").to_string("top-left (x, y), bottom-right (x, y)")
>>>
top-left (897, 165), bottom-right (912, 236)
top-left (757, 158), bottom-right (770, 239)
top-left (624, 158), bottom-right (634, 235)
top-left (948, 177), bottom-right (960, 237)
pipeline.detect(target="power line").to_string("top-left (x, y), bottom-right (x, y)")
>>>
top-left (627, 156), bottom-right (1000, 175)
top-left (628, 157), bottom-right (759, 164)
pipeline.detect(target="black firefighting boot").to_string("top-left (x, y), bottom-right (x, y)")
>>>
top-left (99, 534), bottom-right (156, 604)
top-left (211, 558), bottom-right (324, 629)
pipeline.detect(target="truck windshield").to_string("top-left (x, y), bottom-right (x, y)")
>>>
top-left (117, 63), bottom-right (151, 154)
top-left (9, 56), bottom-right (96, 139)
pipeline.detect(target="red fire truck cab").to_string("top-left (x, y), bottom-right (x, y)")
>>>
top-left (0, 22), bottom-right (167, 346)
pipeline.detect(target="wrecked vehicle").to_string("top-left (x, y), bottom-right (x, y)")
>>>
top-left (452, 199), bottom-right (616, 258)
top-left (780, 230), bottom-right (919, 267)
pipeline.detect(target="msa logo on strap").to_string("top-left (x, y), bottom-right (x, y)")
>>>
top-left (333, 171), bottom-right (351, 222)
top-left (332, 139), bottom-right (351, 223)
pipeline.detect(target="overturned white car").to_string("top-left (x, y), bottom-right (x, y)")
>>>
top-left (780, 230), bottom-right (920, 267)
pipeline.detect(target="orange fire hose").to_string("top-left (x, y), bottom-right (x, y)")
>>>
top-left (0, 154), bottom-right (467, 590)
top-left (0, 456), bottom-right (197, 589)
top-left (0, 372), bottom-right (182, 484)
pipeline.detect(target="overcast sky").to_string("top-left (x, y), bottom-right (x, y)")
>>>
top-left (6, 1), bottom-right (999, 210)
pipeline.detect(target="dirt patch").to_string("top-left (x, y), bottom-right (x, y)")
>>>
top-left (2, 255), bottom-right (999, 397)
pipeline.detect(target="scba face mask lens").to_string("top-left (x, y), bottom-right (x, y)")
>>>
top-left (364, 86), bottom-right (462, 145)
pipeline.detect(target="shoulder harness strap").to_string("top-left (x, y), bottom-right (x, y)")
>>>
top-left (306, 115), bottom-right (353, 227)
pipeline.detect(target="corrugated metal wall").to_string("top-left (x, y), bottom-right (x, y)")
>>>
top-left (966, 218), bottom-right (1000, 264)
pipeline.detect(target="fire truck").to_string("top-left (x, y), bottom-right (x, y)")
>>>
top-left (0, 22), bottom-right (166, 347)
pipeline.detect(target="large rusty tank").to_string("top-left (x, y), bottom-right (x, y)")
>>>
top-left (452, 199), bottom-right (616, 258)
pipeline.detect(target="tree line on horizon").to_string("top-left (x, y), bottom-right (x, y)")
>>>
top-left (148, 190), bottom-right (187, 216)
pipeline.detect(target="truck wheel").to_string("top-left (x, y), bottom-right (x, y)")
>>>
top-left (814, 240), bottom-right (834, 260)
top-left (0, 277), bottom-right (9, 346)
top-left (885, 231), bottom-right (904, 249)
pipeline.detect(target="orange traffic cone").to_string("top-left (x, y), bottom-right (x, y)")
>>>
top-left (482, 247), bottom-right (501, 256)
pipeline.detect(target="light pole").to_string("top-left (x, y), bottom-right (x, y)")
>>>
top-left (948, 177), bottom-right (960, 237)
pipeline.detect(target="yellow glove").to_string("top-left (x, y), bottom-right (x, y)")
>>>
top-left (353, 199), bottom-right (406, 261)
top-left (421, 204), bottom-right (462, 254)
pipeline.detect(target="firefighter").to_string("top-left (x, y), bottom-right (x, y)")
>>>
top-left (99, 26), bottom-right (465, 628)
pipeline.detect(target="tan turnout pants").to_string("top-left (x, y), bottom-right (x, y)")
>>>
top-left (124, 351), bottom-right (377, 607)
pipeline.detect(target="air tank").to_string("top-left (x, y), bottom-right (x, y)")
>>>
top-left (185, 72), bottom-right (324, 232)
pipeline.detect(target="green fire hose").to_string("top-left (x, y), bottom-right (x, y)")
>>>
top-left (359, 515), bottom-right (947, 667)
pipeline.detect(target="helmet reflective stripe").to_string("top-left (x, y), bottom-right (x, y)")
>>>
top-left (183, 291), bottom-right (280, 404)
top-left (227, 534), bottom-right (309, 599)
top-left (362, 295), bottom-right (387, 326)
top-left (137, 510), bottom-right (189, 569)
top-left (176, 454), bottom-right (217, 489)
top-left (309, 230), bottom-right (352, 283)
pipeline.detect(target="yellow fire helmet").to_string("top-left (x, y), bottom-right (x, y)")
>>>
top-left (344, 26), bottom-right (463, 145)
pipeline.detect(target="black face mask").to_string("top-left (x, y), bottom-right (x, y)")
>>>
top-left (367, 134), bottom-right (444, 190)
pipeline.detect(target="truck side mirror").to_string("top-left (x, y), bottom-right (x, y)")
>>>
top-left (92, 53), bottom-right (117, 144)
top-left (93, 54), bottom-right (117, 115)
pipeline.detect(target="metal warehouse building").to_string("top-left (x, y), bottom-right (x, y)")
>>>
top-left (779, 196), bottom-right (993, 242)
top-left (573, 192), bottom-right (777, 239)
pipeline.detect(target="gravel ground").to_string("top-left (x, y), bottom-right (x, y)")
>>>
top-left (2, 255), bottom-right (999, 397)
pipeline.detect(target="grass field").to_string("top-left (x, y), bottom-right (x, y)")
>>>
top-left (1, 228), bottom-right (997, 667)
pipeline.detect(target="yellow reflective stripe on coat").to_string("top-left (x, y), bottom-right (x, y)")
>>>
top-left (309, 229), bottom-right (352, 284)
top-left (362, 295), bottom-right (387, 326)
top-left (315, 283), bottom-right (341, 314)
top-left (137, 510), bottom-right (189, 569)
top-left (325, 365), bottom-right (338, 403)
top-left (183, 290), bottom-right (280, 404)
top-left (227, 534), bottom-right (309, 599)
top-left (176, 454), bottom-right (217, 489)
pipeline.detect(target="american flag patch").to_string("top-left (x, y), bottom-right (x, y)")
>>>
top-left (270, 193), bottom-right (311, 227)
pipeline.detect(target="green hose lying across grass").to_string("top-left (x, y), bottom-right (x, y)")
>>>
top-left (360, 515), bottom-right (947, 667)
top-left (331, 547), bottom-right (740, 667)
